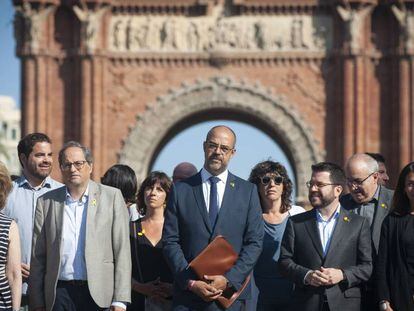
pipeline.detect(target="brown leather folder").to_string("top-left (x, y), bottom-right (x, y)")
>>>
top-left (188, 235), bottom-right (251, 309)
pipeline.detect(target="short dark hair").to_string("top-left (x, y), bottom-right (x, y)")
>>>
top-left (58, 141), bottom-right (93, 166)
top-left (101, 164), bottom-right (138, 204)
top-left (311, 162), bottom-right (346, 188)
top-left (137, 171), bottom-right (172, 215)
top-left (248, 160), bottom-right (293, 213)
top-left (391, 162), bottom-right (414, 216)
top-left (0, 162), bottom-right (12, 209)
top-left (365, 152), bottom-right (385, 164)
top-left (17, 133), bottom-right (51, 166)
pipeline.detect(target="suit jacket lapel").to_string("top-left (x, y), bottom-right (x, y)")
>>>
top-left (304, 209), bottom-right (324, 260)
top-left (192, 173), bottom-right (212, 233)
top-left (54, 187), bottom-right (67, 255)
top-left (86, 181), bottom-right (99, 240)
top-left (323, 208), bottom-right (348, 263)
top-left (213, 173), bottom-right (237, 234)
top-left (371, 187), bottom-right (389, 252)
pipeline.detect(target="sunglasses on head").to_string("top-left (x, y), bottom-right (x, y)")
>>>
top-left (260, 176), bottom-right (284, 185)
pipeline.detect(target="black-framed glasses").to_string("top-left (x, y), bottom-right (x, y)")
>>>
top-left (306, 181), bottom-right (337, 189)
top-left (205, 141), bottom-right (234, 154)
top-left (61, 160), bottom-right (88, 171)
top-left (260, 176), bottom-right (284, 185)
top-left (346, 172), bottom-right (376, 187)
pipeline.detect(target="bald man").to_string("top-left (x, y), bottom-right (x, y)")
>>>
top-left (340, 153), bottom-right (393, 311)
top-left (163, 125), bottom-right (263, 310)
top-left (172, 162), bottom-right (198, 183)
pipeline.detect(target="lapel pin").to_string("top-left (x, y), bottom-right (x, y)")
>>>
top-left (381, 203), bottom-right (387, 209)
top-left (91, 199), bottom-right (97, 206)
top-left (230, 181), bottom-right (235, 188)
top-left (137, 228), bottom-right (146, 236)
top-left (343, 216), bottom-right (350, 222)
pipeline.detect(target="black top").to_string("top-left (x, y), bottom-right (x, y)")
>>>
top-left (376, 213), bottom-right (414, 311)
top-left (129, 219), bottom-right (173, 310)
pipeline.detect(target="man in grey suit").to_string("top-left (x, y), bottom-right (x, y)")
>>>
top-left (279, 162), bottom-right (372, 311)
top-left (29, 141), bottom-right (131, 311)
top-left (340, 153), bottom-right (394, 310)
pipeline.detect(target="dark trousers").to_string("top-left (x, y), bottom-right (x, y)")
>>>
top-left (52, 281), bottom-right (105, 311)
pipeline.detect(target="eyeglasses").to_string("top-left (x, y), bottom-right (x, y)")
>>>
top-left (205, 141), bottom-right (234, 154)
top-left (260, 176), bottom-right (284, 185)
top-left (306, 181), bottom-right (337, 189)
top-left (61, 161), bottom-right (88, 171)
top-left (346, 172), bottom-right (375, 187)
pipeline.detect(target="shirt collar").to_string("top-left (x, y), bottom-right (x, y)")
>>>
top-left (17, 175), bottom-right (53, 189)
top-left (65, 185), bottom-right (89, 204)
top-left (316, 204), bottom-right (341, 223)
top-left (201, 168), bottom-right (228, 185)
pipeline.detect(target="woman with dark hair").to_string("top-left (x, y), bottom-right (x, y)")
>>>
top-left (249, 160), bottom-right (304, 311)
top-left (101, 164), bottom-right (139, 221)
top-left (129, 171), bottom-right (173, 311)
top-left (376, 162), bottom-right (414, 311)
top-left (0, 162), bottom-right (21, 311)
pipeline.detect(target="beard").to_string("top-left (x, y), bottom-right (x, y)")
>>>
top-left (309, 192), bottom-right (336, 209)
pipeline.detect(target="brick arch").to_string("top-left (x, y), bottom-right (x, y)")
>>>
top-left (119, 76), bottom-right (324, 203)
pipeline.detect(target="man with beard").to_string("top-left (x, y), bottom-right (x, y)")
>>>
top-left (4, 133), bottom-right (62, 311)
top-left (279, 162), bottom-right (372, 311)
top-left (340, 153), bottom-right (393, 310)
top-left (163, 125), bottom-right (264, 310)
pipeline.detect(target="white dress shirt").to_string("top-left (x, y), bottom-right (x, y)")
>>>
top-left (316, 205), bottom-right (341, 256)
top-left (200, 168), bottom-right (228, 211)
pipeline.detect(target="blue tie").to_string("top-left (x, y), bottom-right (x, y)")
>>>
top-left (209, 176), bottom-right (220, 227)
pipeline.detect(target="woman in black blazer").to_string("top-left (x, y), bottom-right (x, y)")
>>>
top-left (376, 162), bottom-right (414, 311)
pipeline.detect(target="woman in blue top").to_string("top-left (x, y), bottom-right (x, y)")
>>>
top-left (249, 160), bottom-right (304, 311)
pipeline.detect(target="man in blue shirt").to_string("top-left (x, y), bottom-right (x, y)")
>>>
top-left (3, 133), bottom-right (62, 311)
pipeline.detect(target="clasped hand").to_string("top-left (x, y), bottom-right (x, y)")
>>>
top-left (189, 275), bottom-right (228, 302)
top-left (306, 267), bottom-right (344, 287)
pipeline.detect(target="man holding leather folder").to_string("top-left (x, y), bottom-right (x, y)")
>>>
top-left (163, 125), bottom-right (264, 310)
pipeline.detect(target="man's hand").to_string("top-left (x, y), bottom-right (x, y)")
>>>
top-left (320, 267), bottom-right (344, 285)
top-left (156, 281), bottom-right (172, 298)
top-left (21, 263), bottom-right (30, 279)
top-left (204, 275), bottom-right (228, 291)
top-left (189, 280), bottom-right (222, 302)
top-left (305, 270), bottom-right (330, 287)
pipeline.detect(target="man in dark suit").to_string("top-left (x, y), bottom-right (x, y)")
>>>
top-left (340, 153), bottom-right (394, 310)
top-left (163, 125), bottom-right (264, 310)
top-left (279, 162), bottom-right (372, 311)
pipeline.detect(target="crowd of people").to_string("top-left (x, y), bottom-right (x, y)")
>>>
top-left (0, 126), bottom-right (412, 311)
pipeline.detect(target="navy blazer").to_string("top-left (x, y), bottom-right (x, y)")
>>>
top-left (162, 171), bottom-right (264, 308)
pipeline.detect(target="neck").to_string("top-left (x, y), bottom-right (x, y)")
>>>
top-left (23, 172), bottom-right (45, 188)
top-left (204, 166), bottom-right (225, 176)
top-left (145, 206), bottom-right (164, 221)
top-left (318, 201), bottom-right (339, 220)
top-left (262, 198), bottom-right (283, 214)
top-left (67, 184), bottom-right (88, 201)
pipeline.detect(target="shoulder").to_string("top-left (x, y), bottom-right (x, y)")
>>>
top-left (290, 209), bottom-right (315, 224)
top-left (379, 186), bottom-right (394, 200)
top-left (0, 213), bottom-right (13, 224)
top-left (39, 185), bottom-right (65, 201)
top-left (289, 205), bottom-right (306, 216)
top-left (339, 193), bottom-right (355, 208)
top-left (48, 177), bottom-right (64, 189)
top-left (95, 182), bottom-right (120, 195)
top-left (228, 172), bottom-right (256, 190)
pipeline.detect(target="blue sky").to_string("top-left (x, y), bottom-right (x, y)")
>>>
top-left (0, 1), bottom-right (297, 197)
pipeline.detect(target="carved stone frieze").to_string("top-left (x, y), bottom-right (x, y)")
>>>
top-left (14, 2), bottom-right (55, 54)
top-left (119, 76), bottom-right (325, 202)
top-left (109, 14), bottom-right (333, 53)
top-left (391, 4), bottom-right (414, 55)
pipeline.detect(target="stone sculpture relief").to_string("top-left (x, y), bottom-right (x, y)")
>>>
top-left (14, 2), bottom-right (54, 52)
top-left (337, 4), bottom-right (373, 53)
top-left (73, 5), bottom-right (107, 53)
top-left (391, 4), bottom-right (414, 53)
top-left (109, 14), bottom-right (333, 53)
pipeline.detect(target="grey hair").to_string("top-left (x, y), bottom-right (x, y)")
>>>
top-left (346, 153), bottom-right (379, 174)
top-left (58, 141), bottom-right (93, 165)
